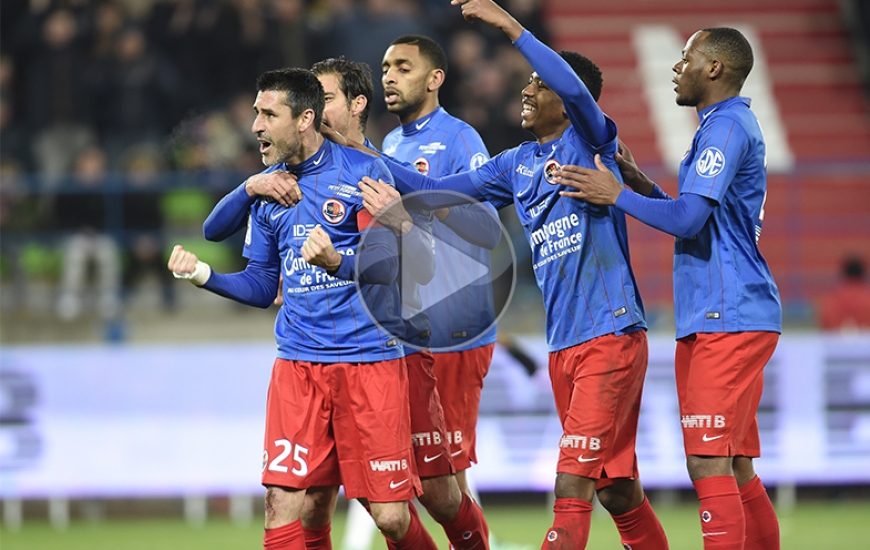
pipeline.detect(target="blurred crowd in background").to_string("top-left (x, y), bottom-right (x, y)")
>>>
top-left (1, 0), bottom-right (868, 334)
top-left (0, 0), bottom-right (549, 327)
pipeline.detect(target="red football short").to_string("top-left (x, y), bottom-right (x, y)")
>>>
top-left (676, 331), bottom-right (779, 458)
top-left (406, 351), bottom-right (455, 478)
top-left (548, 331), bottom-right (648, 483)
top-left (431, 343), bottom-right (495, 471)
top-left (261, 358), bottom-right (421, 503)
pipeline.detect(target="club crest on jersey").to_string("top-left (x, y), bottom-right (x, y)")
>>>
top-left (544, 159), bottom-right (563, 184)
top-left (470, 152), bottom-right (487, 170)
top-left (322, 199), bottom-right (347, 224)
top-left (413, 156), bottom-right (430, 175)
top-left (695, 146), bottom-right (725, 177)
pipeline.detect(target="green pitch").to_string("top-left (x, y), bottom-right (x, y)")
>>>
top-left (2, 501), bottom-right (869, 549)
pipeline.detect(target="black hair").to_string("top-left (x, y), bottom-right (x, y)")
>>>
top-left (558, 50), bottom-right (603, 102)
top-left (700, 27), bottom-right (754, 87)
top-left (311, 57), bottom-right (374, 132)
top-left (390, 34), bottom-right (448, 75)
top-left (256, 68), bottom-right (324, 130)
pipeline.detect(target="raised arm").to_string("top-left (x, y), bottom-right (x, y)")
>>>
top-left (455, 0), bottom-right (611, 146)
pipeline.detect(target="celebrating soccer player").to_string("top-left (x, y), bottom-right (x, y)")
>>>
top-left (556, 27), bottom-right (782, 550)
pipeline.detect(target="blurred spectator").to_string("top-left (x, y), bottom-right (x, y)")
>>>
top-left (0, 55), bottom-right (33, 172)
top-left (91, 24), bottom-right (181, 167)
top-left (23, 7), bottom-right (98, 181)
top-left (268, 0), bottom-right (311, 69)
top-left (54, 145), bottom-right (122, 322)
top-left (818, 256), bottom-right (870, 330)
top-left (119, 144), bottom-right (176, 311)
top-left (87, 0), bottom-right (127, 62)
top-left (225, 0), bottom-right (284, 94)
top-left (146, 0), bottom-right (230, 115)
top-left (322, 0), bottom-right (436, 142)
top-left (167, 91), bottom-right (261, 172)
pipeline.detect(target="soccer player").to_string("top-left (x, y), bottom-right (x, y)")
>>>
top-left (168, 67), bottom-right (438, 550)
top-left (379, 33), bottom-right (502, 540)
top-left (202, 58), bottom-right (488, 550)
top-left (555, 27), bottom-right (782, 550)
top-left (339, 1), bottom-right (671, 547)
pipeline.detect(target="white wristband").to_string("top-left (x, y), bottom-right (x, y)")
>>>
top-left (172, 261), bottom-right (212, 286)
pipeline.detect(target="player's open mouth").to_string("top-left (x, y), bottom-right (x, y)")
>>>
top-left (521, 102), bottom-right (536, 119)
top-left (384, 89), bottom-right (399, 105)
top-left (259, 139), bottom-right (272, 153)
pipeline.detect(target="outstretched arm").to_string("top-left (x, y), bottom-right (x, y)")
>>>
top-left (435, 204), bottom-right (502, 250)
top-left (455, 0), bottom-right (610, 146)
top-left (556, 155), bottom-right (715, 239)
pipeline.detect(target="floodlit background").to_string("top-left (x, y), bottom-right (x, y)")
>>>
top-left (2, 0), bottom-right (870, 547)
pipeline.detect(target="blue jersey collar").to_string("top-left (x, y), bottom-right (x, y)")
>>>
top-left (699, 96), bottom-right (751, 121)
top-left (401, 107), bottom-right (444, 136)
top-left (283, 139), bottom-right (333, 175)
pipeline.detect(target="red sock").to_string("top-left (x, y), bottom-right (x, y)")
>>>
top-left (740, 476), bottom-right (779, 550)
top-left (303, 524), bottom-right (331, 550)
top-left (611, 494), bottom-right (669, 549)
top-left (473, 496), bottom-right (490, 542)
top-left (264, 520), bottom-right (306, 550)
top-left (438, 493), bottom-right (489, 550)
top-left (694, 476), bottom-right (745, 549)
top-left (542, 497), bottom-right (593, 549)
top-left (385, 503), bottom-right (439, 550)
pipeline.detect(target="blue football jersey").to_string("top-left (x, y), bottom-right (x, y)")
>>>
top-left (383, 107), bottom-right (498, 351)
top-left (469, 126), bottom-right (646, 351)
top-left (675, 96), bottom-right (782, 337)
top-left (243, 139), bottom-right (404, 362)
top-left (384, 31), bottom-right (646, 352)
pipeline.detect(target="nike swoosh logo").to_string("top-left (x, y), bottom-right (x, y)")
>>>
top-left (702, 434), bottom-right (724, 442)
top-left (389, 479), bottom-right (409, 489)
top-left (423, 453), bottom-right (442, 463)
top-left (415, 118), bottom-right (430, 131)
top-left (577, 455), bottom-right (599, 463)
top-left (271, 210), bottom-right (287, 220)
top-left (450, 450), bottom-right (463, 457)
top-left (312, 151), bottom-right (325, 165)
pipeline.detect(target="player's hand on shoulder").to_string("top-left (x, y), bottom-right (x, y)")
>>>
top-left (360, 177), bottom-right (413, 233)
top-left (554, 155), bottom-right (622, 206)
top-left (245, 171), bottom-right (302, 207)
top-left (614, 139), bottom-right (655, 196)
top-left (302, 225), bottom-right (342, 271)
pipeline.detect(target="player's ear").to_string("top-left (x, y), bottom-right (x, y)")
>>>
top-left (351, 94), bottom-right (368, 118)
top-left (708, 58), bottom-right (724, 81)
top-left (298, 108), bottom-right (316, 132)
top-left (427, 69), bottom-right (445, 92)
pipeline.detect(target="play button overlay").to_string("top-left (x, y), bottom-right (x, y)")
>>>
top-left (356, 190), bottom-right (516, 352)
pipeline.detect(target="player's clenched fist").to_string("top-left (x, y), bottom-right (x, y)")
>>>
top-left (167, 244), bottom-right (212, 286)
top-left (245, 170), bottom-right (302, 207)
top-left (301, 225), bottom-right (342, 272)
top-left (451, 0), bottom-right (522, 39)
